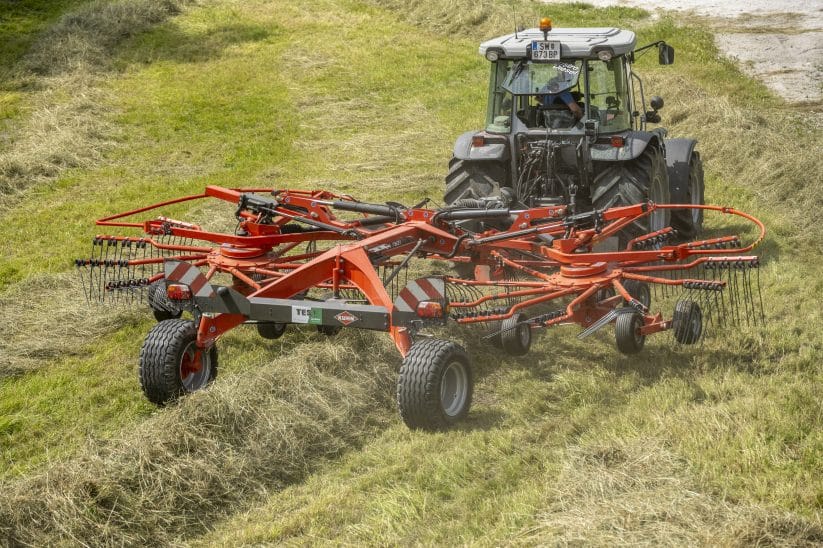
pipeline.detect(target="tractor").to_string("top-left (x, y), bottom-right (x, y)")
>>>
top-left (445, 18), bottom-right (704, 249)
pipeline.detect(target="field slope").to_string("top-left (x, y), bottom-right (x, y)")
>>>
top-left (0, 0), bottom-right (821, 545)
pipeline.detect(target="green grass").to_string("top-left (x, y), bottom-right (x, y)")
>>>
top-left (0, 0), bottom-right (98, 121)
top-left (0, 0), bottom-right (820, 544)
top-left (0, 0), bottom-right (101, 69)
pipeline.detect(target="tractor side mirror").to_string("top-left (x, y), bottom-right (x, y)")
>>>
top-left (650, 96), bottom-right (664, 110)
top-left (646, 96), bottom-right (664, 124)
top-left (658, 43), bottom-right (675, 65)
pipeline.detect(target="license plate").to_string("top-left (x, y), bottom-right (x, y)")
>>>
top-left (531, 40), bottom-right (560, 61)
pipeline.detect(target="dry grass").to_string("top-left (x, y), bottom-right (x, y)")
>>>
top-left (0, 0), bottom-right (193, 207)
top-left (19, 0), bottom-right (190, 77)
top-left (517, 437), bottom-right (823, 546)
top-left (650, 71), bottom-right (823, 248)
top-left (0, 76), bottom-right (115, 204)
top-left (0, 273), bottom-right (136, 377)
top-left (0, 332), bottom-right (398, 546)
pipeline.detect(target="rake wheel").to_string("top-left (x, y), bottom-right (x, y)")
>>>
top-left (257, 322), bottom-right (287, 340)
top-left (146, 280), bottom-right (183, 322)
top-left (397, 339), bottom-right (473, 430)
top-left (501, 313), bottom-right (531, 356)
top-left (622, 279), bottom-right (651, 309)
top-left (673, 300), bottom-right (702, 345)
top-left (139, 319), bottom-right (217, 405)
top-left (615, 311), bottom-right (645, 354)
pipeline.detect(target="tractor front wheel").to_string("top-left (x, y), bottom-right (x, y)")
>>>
top-left (139, 319), bottom-right (217, 405)
top-left (397, 339), bottom-right (473, 430)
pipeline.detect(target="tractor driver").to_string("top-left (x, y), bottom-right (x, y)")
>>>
top-left (539, 87), bottom-right (582, 119)
top-left (537, 64), bottom-right (583, 121)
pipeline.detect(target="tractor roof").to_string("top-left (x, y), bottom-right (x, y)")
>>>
top-left (479, 27), bottom-right (636, 59)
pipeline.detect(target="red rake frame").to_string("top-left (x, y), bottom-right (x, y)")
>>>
top-left (79, 186), bottom-right (766, 428)
top-left (80, 186), bottom-right (765, 357)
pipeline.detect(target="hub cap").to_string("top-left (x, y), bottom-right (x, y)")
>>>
top-left (179, 341), bottom-right (212, 392)
top-left (440, 361), bottom-right (469, 417)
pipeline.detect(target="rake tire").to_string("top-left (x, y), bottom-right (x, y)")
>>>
top-left (501, 313), bottom-right (531, 356)
top-left (316, 324), bottom-right (341, 336)
top-left (397, 339), bottom-right (473, 431)
top-left (622, 280), bottom-right (651, 309)
top-left (146, 280), bottom-right (183, 322)
top-left (673, 300), bottom-right (702, 344)
top-left (139, 319), bottom-right (217, 406)
top-left (257, 322), bottom-right (287, 340)
top-left (591, 146), bottom-right (671, 248)
top-left (615, 312), bottom-right (646, 354)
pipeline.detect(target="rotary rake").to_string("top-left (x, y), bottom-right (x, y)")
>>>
top-left (77, 186), bottom-right (765, 430)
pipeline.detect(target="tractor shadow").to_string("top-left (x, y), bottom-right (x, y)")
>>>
top-left (117, 20), bottom-right (277, 68)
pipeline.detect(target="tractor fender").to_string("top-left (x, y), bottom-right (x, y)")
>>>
top-left (590, 131), bottom-right (663, 162)
top-left (453, 130), bottom-right (509, 162)
top-left (664, 138), bottom-right (699, 196)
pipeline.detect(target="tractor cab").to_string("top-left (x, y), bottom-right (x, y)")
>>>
top-left (481, 24), bottom-right (638, 135)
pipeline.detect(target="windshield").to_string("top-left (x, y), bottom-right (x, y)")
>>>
top-left (502, 61), bottom-right (582, 96)
top-left (484, 58), bottom-right (632, 133)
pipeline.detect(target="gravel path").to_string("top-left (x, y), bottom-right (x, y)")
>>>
top-left (543, 0), bottom-right (823, 104)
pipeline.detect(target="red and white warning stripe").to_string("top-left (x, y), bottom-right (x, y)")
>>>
top-left (164, 261), bottom-right (215, 298)
top-left (394, 276), bottom-right (446, 312)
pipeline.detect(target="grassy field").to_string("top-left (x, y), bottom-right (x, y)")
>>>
top-left (0, 0), bottom-right (821, 545)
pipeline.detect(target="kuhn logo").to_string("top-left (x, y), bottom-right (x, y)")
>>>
top-left (334, 311), bottom-right (359, 326)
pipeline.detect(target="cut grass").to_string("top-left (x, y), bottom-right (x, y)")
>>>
top-left (0, 0), bottom-right (194, 218)
top-left (0, 0), bottom-right (820, 545)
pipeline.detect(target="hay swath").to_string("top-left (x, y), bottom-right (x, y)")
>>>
top-left (77, 186), bottom-right (765, 429)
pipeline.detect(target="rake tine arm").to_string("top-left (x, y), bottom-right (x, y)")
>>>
top-left (454, 288), bottom-right (576, 324)
top-left (564, 284), bottom-right (601, 318)
top-left (449, 285), bottom-right (566, 309)
top-left (490, 250), bottom-right (555, 282)
top-left (444, 278), bottom-right (552, 288)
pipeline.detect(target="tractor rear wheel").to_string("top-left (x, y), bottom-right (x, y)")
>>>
top-left (501, 313), bottom-right (531, 356)
top-left (591, 146), bottom-right (671, 248)
top-left (397, 339), bottom-right (473, 430)
top-left (615, 311), bottom-right (646, 354)
top-left (139, 319), bottom-right (217, 405)
top-left (444, 157), bottom-right (504, 278)
top-left (670, 154), bottom-right (705, 238)
top-left (444, 157), bottom-right (501, 206)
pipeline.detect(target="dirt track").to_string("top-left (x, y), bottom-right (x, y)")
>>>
top-left (543, 0), bottom-right (823, 104)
